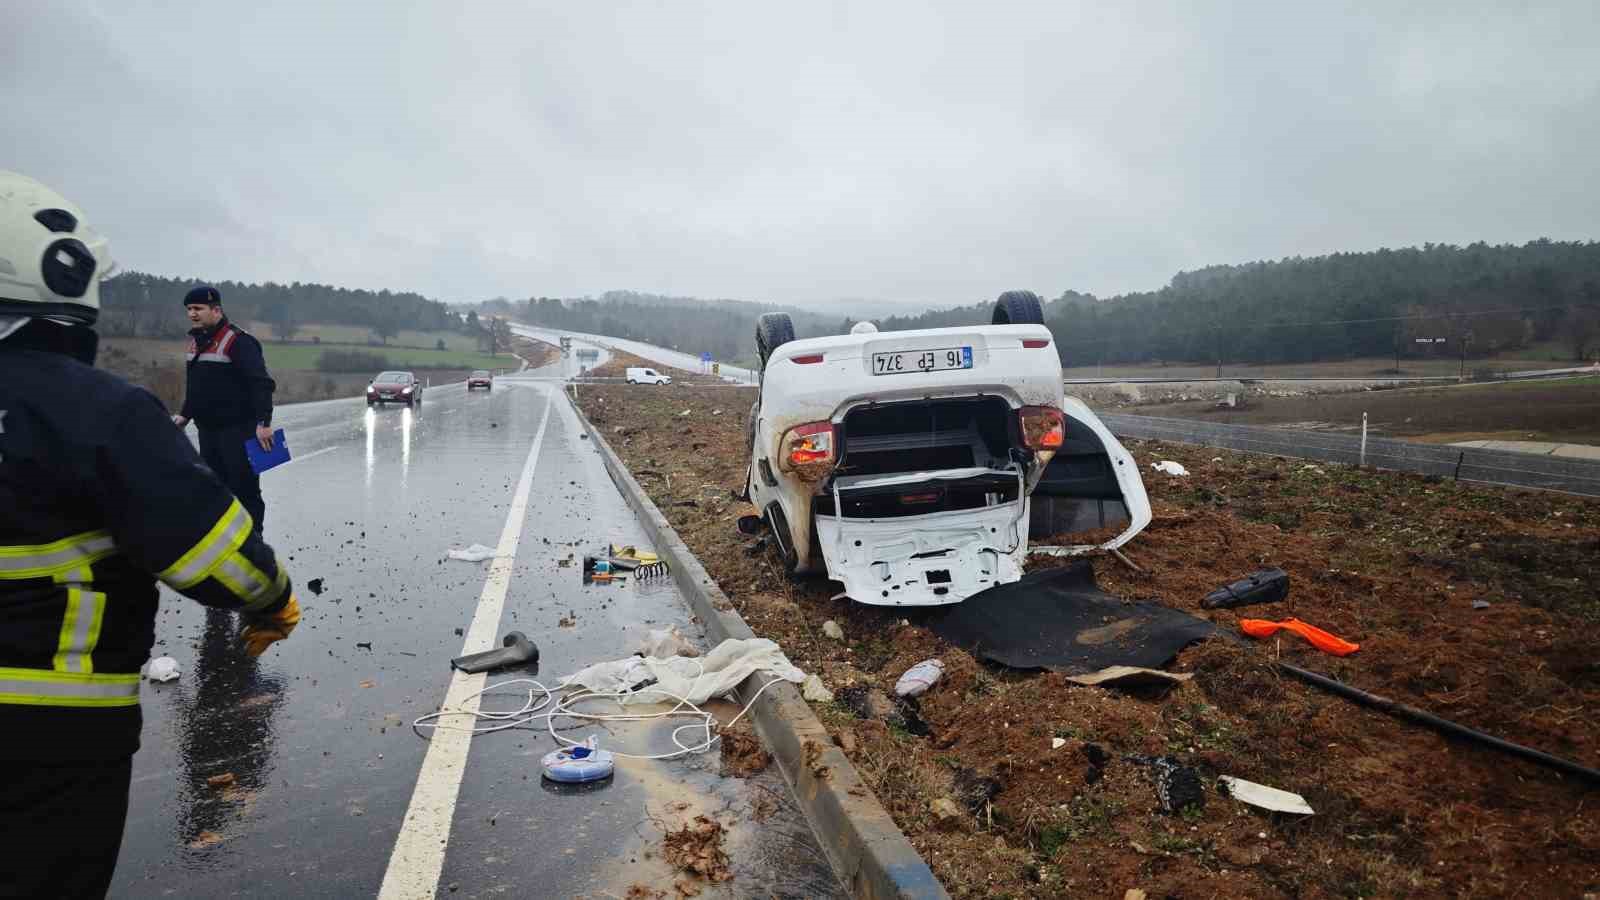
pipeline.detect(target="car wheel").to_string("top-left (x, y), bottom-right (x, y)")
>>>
top-left (992, 290), bottom-right (1045, 325)
top-left (764, 503), bottom-right (800, 575)
top-left (627, 379), bottom-right (635, 385)
top-left (755, 313), bottom-right (795, 369)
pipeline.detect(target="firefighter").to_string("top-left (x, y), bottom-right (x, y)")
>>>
top-left (171, 284), bottom-right (276, 533)
top-left (0, 171), bottom-right (301, 899)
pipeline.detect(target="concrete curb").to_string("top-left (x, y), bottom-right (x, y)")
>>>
top-left (567, 389), bottom-right (948, 900)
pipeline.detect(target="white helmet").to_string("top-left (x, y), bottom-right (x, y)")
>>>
top-left (0, 171), bottom-right (114, 326)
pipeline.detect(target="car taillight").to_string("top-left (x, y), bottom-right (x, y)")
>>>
top-left (780, 421), bottom-right (835, 470)
top-left (1019, 405), bottom-right (1064, 450)
top-left (1022, 338), bottom-right (1051, 349)
top-left (791, 354), bottom-right (825, 365)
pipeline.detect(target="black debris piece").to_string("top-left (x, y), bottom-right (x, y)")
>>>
top-left (306, 578), bottom-right (325, 595)
top-left (1126, 754), bottom-right (1205, 814)
top-left (1201, 568), bottom-right (1290, 610)
top-left (930, 561), bottom-right (1216, 674)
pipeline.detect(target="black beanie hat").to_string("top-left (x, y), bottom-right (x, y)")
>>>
top-left (184, 285), bottom-right (222, 307)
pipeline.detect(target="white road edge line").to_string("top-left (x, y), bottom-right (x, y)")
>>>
top-left (377, 388), bottom-right (554, 900)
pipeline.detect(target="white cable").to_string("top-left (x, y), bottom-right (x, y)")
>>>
top-left (411, 662), bottom-right (791, 761)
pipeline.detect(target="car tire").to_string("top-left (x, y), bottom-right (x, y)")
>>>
top-left (764, 503), bottom-right (800, 575)
top-left (756, 313), bottom-right (795, 368)
top-left (627, 379), bottom-right (636, 385)
top-left (992, 290), bottom-right (1045, 325)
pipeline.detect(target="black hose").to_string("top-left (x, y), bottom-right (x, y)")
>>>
top-left (1275, 661), bottom-right (1600, 786)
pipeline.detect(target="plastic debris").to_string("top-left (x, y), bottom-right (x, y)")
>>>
top-left (1127, 754), bottom-right (1204, 814)
top-left (1240, 617), bottom-right (1360, 656)
top-left (1051, 737), bottom-right (1067, 750)
top-left (1065, 665), bottom-right (1193, 691)
top-left (1218, 775), bottom-right (1315, 815)
top-left (1472, 599), bottom-right (1492, 610)
top-left (1202, 568), bottom-right (1290, 610)
top-left (1150, 460), bottom-right (1189, 476)
top-left (821, 620), bottom-right (845, 641)
top-left (637, 625), bottom-right (700, 659)
top-left (451, 632), bottom-right (539, 674)
top-left (801, 674), bottom-right (834, 703)
top-left (447, 543), bottom-right (501, 562)
top-left (206, 773), bottom-right (236, 788)
top-left (144, 656), bottom-right (181, 683)
top-left (894, 659), bottom-right (944, 697)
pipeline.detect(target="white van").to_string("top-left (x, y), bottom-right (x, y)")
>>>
top-left (626, 367), bottom-right (672, 385)
top-left (744, 291), bottom-right (1150, 607)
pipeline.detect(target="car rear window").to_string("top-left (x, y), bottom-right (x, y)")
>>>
top-left (376, 372), bottom-right (409, 383)
top-left (472, 370), bottom-right (490, 377)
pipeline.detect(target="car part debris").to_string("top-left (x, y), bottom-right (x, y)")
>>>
top-left (1064, 665), bottom-right (1193, 692)
top-left (144, 656), bottom-right (181, 683)
top-left (930, 561), bottom-right (1216, 674)
top-left (821, 620), bottom-right (844, 640)
top-left (1202, 568), bottom-right (1289, 610)
top-left (306, 577), bottom-right (326, 595)
top-left (1126, 754), bottom-right (1204, 814)
top-left (447, 543), bottom-right (501, 562)
top-left (894, 659), bottom-right (944, 697)
top-left (1274, 660), bottom-right (1600, 785)
top-left (1217, 775), bottom-right (1315, 815)
top-left (541, 736), bottom-right (615, 783)
top-left (1150, 460), bottom-right (1189, 476)
top-left (451, 631), bottom-right (540, 674)
top-left (1240, 617), bottom-right (1359, 656)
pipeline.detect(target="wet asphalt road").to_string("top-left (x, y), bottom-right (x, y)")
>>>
top-left (110, 367), bottom-right (840, 899)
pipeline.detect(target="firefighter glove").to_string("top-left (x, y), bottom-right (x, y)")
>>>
top-left (241, 594), bottom-right (301, 657)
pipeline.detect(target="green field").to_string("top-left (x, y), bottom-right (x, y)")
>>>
top-left (247, 321), bottom-right (487, 353)
top-left (261, 343), bottom-right (510, 372)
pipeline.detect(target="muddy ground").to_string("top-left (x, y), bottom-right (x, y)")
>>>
top-left (587, 348), bottom-right (724, 383)
top-left (1135, 376), bottom-right (1600, 445)
top-left (576, 384), bottom-right (1599, 899)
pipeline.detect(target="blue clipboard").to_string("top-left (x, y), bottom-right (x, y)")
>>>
top-left (244, 428), bottom-right (291, 474)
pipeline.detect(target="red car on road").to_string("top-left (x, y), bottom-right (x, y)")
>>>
top-left (367, 371), bottom-right (423, 407)
top-left (467, 370), bottom-right (493, 391)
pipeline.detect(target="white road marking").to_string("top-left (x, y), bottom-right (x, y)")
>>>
top-left (377, 389), bottom-right (553, 900)
top-left (288, 445), bottom-right (339, 464)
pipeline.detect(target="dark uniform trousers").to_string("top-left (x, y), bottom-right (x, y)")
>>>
top-left (0, 759), bottom-right (132, 899)
top-left (198, 422), bottom-right (265, 532)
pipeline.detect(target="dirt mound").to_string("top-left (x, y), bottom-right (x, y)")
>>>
top-left (578, 384), bottom-right (1600, 899)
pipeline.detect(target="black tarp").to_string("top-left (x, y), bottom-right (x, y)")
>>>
top-left (930, 561), bottom-right (1215, 674)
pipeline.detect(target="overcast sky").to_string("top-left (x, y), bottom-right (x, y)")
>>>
top-left (6, 2), bottom-right (1598, 309)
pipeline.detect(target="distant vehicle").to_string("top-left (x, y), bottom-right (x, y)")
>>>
top-left (745, 291), bottom-right (1150, 607)
top-left (467, 370), bottom-right (493, 391)
top-left (367, 371), bottom-right (423, 407)
top-left (626, 367), bottom-right (672, 385)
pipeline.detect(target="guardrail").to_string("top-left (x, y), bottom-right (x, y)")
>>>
top-left (1101, 413), bottom-right (1600, 497)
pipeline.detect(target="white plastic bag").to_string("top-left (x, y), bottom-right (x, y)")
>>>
top-left (1150, 460), bottom-right (1190, 477)
top-left (447, 543), bottom-right (501, 562)
top-left (894, 658), bottom-right (944, 697)
top-left (562, 638), bottom-right (804, 706)
top-left (144, 656), bottom-right (181, 683)
top-left (636, 625), bottom-right (700, 659)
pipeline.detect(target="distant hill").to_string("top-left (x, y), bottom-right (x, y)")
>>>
top-left (522, 291), bottom-right (841, 364)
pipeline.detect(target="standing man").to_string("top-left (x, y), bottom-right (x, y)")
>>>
top-left (171, 285), bottom-right (276, 533)
top-left (0, 172), bottom-right (301, 897)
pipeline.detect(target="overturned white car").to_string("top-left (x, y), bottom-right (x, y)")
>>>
top-left (745, 292), bottom-right (1150, 607)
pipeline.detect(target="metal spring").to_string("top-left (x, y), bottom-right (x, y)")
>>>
top-left (633, 561), bottom-right (670, 579)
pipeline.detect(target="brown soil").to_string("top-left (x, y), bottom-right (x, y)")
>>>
top-left (661, 815), bottom-right (735, 888)
top-left (1138, 376), bottom-right (1600, 445)
top-left (719, 721), bottom-right (772, 778)
top-left (577, 384), bottom-right (1600, 899)
top-left (511, 335), bottom-right (561, 369)
top-left (589, 348), bottom-right (721, 383)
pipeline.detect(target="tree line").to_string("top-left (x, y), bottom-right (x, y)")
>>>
top-left (522, 290), bottom-right (838, 364)
top-left (99, 271), bottom-right (459, 341)
top-left (873, 239), bottom-right (1600, 366)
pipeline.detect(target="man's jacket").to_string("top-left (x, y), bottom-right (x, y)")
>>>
top-left (0, 320), bottom-right (293, 761)
top-left (181, 317), bottom-right (275, 427)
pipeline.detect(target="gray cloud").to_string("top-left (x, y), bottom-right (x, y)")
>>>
top-left (5, 1), bottom-right (1597, 307)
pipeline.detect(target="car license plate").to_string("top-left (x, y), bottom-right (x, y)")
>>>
top-left (872, 347), bottom-right (973, 375)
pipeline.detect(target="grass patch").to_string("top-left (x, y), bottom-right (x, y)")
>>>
top-left (264, 343), bottom-right (509, 371)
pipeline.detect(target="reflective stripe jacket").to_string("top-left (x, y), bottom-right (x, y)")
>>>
top-left (0, 321), bottom-right (293, 761)
top-left (180, 317), bottom-right (275, 428)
